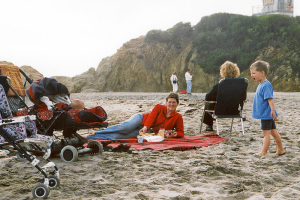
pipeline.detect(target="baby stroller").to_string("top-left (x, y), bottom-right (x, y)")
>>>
top-left (25, 77), bottom-right (108, 162)
top-left (24, 77), bottom-right (108, 138)
top-left (0, 75), bottom-right (60, 199)
top-left (9, 76), bottom-right (108, 138)
top-left (1, 65), bottom-right (107, 161)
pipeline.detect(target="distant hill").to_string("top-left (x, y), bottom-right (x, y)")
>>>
top-left (7, 13), bottom-right (300, 92)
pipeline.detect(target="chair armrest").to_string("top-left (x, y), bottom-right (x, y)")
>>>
top-left (204, 110), bottom-right (215, 112)
top-left (203, 100), bottom-right (217, 104)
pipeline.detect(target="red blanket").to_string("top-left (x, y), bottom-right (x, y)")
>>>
top-left (91, 134), bottom-right (226, 151)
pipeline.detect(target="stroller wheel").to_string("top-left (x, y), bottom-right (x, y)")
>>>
top-left (60, 145), bottom-right (78, 162)
top-left (32, 183), bottom-right (49, 199)
top-left (48, 176), bottom-right (60, 188)
top-left (87, 140), bottom-right (103, 154)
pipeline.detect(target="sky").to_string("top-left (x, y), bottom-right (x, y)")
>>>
top-left (0, 0), bottom-right (299, 77)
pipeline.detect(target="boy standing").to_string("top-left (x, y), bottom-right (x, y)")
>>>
top-left (250, 60), bottom-right (285, 156)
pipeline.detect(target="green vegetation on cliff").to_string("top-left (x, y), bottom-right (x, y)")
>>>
top-left (144, 22), bottom-right (194, 45)
top-left (193, 13), bottom-right (300, 74)
top-left (145, 13), bottom-right (300, 75)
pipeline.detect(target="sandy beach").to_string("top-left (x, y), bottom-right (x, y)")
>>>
top-left (1, 92), bottom-right (300, 200)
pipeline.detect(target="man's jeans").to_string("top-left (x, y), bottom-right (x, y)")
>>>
top-left (186, 80), bottom-right (192, 94)
top-left (87, 114), bottom-right (143, 140)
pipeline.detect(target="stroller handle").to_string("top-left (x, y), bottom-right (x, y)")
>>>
top-left (19, 69), bottom-right (34, 84)
top-left (0, 75), bottom-right (11, 84)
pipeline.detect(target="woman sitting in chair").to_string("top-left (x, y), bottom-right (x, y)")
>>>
top-left (203, 61), bottom-right (240, 131)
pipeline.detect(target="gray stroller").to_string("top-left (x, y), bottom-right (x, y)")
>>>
top-left (0, 76), bottom-right (60, 199)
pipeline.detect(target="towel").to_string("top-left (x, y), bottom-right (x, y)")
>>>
top-left (0, 65), bottom-right (26, 97)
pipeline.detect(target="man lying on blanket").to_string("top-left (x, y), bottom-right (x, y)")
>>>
top-left (80, 93), bottom-right (184, 140)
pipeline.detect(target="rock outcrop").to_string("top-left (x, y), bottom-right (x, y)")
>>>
top-left (93, 36), bottom-right (206, 92)
top-left (36, 35), bottom-right (218, 93)
top-left (4, 36), bottom-right (300, 93)
top-left (20, 65), bottom-right (43, 82)
top-left (73, 36), bottom-right (300, 93)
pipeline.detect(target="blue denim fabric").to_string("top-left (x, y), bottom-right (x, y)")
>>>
top-left (186, 80), bottom-right (192, 94)
top-left (87, 113), bottom-right (143, 140)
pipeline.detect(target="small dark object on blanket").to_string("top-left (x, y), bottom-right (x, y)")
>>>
top-left (104, 143), bottom-right (131, 153)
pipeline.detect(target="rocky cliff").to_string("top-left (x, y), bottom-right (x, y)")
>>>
top-left (55, 37), bottom-right (300, 93)
top-left (93, 36), bottom-right (214, 93)
top-left (3, 14), bottom-right (300, 93)
top-left (45, 36), bottom-right (219, 93)
top-left (4, 37), bottom-right (300, 93)
top-left (48, 36), bottom-right (229, 93)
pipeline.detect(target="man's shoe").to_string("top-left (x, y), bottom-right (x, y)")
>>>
top-left (51, 140), bottom-right (64, 155)
top-left (74, 133), bottom-right (88, 144)
top-left (64, 134), bottom-right (87, 148)
top-left (205, 125), bottom-right (213, 131)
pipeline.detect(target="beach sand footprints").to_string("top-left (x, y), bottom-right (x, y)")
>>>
top-left (1, 92), bottom-right (300, 199)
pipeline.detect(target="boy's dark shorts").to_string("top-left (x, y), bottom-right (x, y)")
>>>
top-left (261, 119), bottom-right (276, 130)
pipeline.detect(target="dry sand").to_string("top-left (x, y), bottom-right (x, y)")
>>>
top-left (0, 92), bottom-right (300, 200)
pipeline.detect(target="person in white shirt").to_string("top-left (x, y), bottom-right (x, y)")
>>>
top-left (185, 69), bottom-right (193, 94)
top-left (170, 72), bottom-right (178, 93)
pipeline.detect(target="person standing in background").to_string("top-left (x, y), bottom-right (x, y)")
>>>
top-left (185, 69), bottom-right (193, 94)
top-left (170, 72), bottom-right (178, 93)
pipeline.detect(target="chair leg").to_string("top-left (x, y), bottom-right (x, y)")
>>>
top-left (241, 118), bottom-right (245, 135)
top-left (200, 111), bottom-right (205, 134)
top-left (230, 118), bottom-right (234, 133)
top-left (216, 118), bottom-right (219, 135)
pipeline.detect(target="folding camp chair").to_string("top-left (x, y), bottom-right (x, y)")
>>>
top-left (200, 78), bottom-right (248, 135)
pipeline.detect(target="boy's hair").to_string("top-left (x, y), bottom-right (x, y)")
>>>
top-left (220, 61), bottom-right (240, 78)
top-left (250, 60), bottom-right (269, 75)
top-left (166, 92), bottom-right (179, 104)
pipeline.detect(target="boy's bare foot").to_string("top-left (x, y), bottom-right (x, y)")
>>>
top-left (276, 151), bottom-right (286, 155)
top-left (256, 152), bottom-right (267, 157)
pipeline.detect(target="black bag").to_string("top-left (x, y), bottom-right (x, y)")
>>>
top-left (173, 80), bottom-right (177, 84)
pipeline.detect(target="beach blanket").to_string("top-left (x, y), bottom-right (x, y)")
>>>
top-left (90, 134), bottom-right (226, 151)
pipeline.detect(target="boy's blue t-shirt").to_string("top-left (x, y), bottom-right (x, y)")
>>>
top-left (252, 80), bottom-right (278, 119)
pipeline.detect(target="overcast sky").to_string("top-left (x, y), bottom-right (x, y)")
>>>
top-left (0, 0), bottom-right (299, 77)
